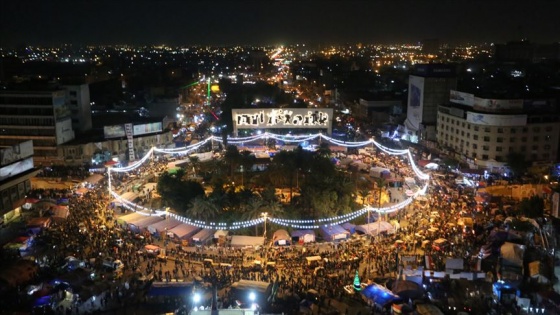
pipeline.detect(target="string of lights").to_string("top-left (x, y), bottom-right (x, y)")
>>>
top-left (106, 132), bottom-right (430, 230)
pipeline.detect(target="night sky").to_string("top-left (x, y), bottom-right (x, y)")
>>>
top-left (1, 0), bottom-right (559, 47)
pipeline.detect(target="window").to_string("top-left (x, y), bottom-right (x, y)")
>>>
top-left (495, 156), bottom-right (503, 162)
top-left (509, 147), bottom-right (514, 152)
top-left (467, 124), bottom-right (471, 130)
top-left (520, 146), bottom-right (526, 151)
top-left (461, 131), bottom-right (464, 136)
top-left (473, 135), bottom-right (479, 140)
top-left (510, 137), bottom-right (516, 143)
top-left (482, 154), bottom-right (489, 160)
top-left (496, 147), bottom-right (502, 152)
top-left (484, 127), bottom-right (490, 132)
top-left (543, 153), bottom-right (550, 159)
top-left (533, 136), bottom-right (539, 141)
top-left (522, 127), bottom-right (528, 133)
top-left (472, 152), bottom-right (477, 158)
top-left (544, 144), bottom-right (551, 150)
top-left (511, 128), bottom-right (516, 134)
top-left (482, 145), bottom-right (489, 151)
top-left (69, 91), bottom-right (77, 97)
top-left (497, 128), bottom-right (504, 133)
top-left (497, 137), bottom-right (503, 143)
top-left (544, 126), bottom-right (552, 132)
top-left (532, 145), bottom-right (538, 150)
top-left (521, 137), bottom-right (527, 142)
top-left (466, 141), bottom-right (470, 147)
top-left (474, 126), bottom-right (479, 131)
top-left (462, 122), bottom-right (465, 128)
top-left (70, 100), bottom-right (78, 105)
top-left (472, 144), bottom-right (478, 149)
top-left (483, 136), bottom-right (490, 142)
top-left (467, 133), bottom-right (470, 138)
top-left (533, 127), bottom-right (540, 132)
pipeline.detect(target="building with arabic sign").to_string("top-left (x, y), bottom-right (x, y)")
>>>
top-left (437, 91), bottom-right (560, 171)
top-left (231, 108), bottom-right (333, 136)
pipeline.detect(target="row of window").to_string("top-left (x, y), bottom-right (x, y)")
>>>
top-left (440, 133), bottom-right (553, 151)
top-left (0, 117), bottom-right (55, 126)
top-left (443, 142), bottom-right (551, 162)
top-left (439, 128), bottom-right (553, 143)
top-left (441, 116), bottom-right (555, 133)
top-left (0, 127), bottom-right (55, 137)
top-left (0, 107), bottom-right (54, 116)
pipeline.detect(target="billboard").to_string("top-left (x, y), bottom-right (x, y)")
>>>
top-left (0, 140), bottom-right (33, 167)
top-left (0, 157), bottom-right (34, 181)
top-left (232, 108), bottom-right (333, 132)
top-left (52, 91), bottom-right (71, 121)
top-left (104, 122), bottom-right (163, 139)
top-left (405, 75), bottom-right (425, 130)
top-left (450, 90), bottom-right (474, 106)
top-left (473, 97), bottom-right (523, 112)
top-left (133, 122), bottom-right (162, 136)
top-left (56, 119), bottom-right (75, 145)
top-left (466, 112), bottom-right (527, 126)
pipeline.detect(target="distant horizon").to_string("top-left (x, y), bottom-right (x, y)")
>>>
top-left (2, 0), bottom-right (559, 48)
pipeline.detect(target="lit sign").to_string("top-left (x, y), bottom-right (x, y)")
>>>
top-left (233, 108), bottom-right (332, 128)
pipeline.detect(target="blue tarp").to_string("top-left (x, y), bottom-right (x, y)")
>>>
top-left (147, 282), bottom-right (193, 296)
top-left (320, 225), bottom-right (349, 241)
top-left (361, 283), bottom-right (402, 307)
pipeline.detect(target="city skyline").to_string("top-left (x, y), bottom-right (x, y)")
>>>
top-left (1, 0), bottom-right (560, 47)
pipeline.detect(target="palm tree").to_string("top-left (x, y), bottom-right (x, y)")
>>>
top-left (241, 197), bottom-right (266, 236)
top-left (358, 189), bottom-right (370, 206)
top-left (187, 196), bottom-right (220, 221)
top-left (188, 155), bottom-right (200, 178)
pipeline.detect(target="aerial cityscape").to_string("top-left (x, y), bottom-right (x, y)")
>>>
top-left (1, 1), bottom-right (560, 315)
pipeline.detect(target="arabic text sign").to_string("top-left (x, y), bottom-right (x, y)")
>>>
top-left (233, 108), bottom-right (333, 129)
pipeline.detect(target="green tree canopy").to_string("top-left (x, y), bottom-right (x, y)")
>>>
top-left (157, 169), bottom-right (205, 213)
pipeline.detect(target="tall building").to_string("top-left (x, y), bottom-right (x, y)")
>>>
top-left (63, 84), bottom-right (92, 134)
top-left (0, 140), bottom-right (39, 222)
top-left (437, 90), bottom-right (560, 171)
top-left (404, 64), bottom-right (457, 142)
top-left (0, 90), bottom-right (75, 164)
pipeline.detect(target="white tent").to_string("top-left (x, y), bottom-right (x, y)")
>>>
top-left (355, 222), bottom-right (395, 236)
top-left (147, 218), bottom-right (181, 234)
top-left (119, 212), bottom-right (145, 224)
top-left (214, 230), bottom-right (228, 239)
top-left (191, 229), bottom-right (214, 245)
top-left (291, 230), bottom-right (315, 243)
top-left (168, 224), bottom-right (200, 239)
top-left (230, 235), bottom-right (264, 247)
top-left (84, 174), bottom-right (104, 185)
top-left (130, 216), bottom-right (163, 229)
top-left (272, 229), bottom-right (291, 245)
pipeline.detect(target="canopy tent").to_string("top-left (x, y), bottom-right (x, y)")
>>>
top-left (230, 235), bottom-right (264, 247)
top-left (191, 229), bottom-right (214, 245)
top-left (147, 218), bottom-right (181, 234)
top-left (51, 205), bottom-right (69, 221)
top-left (355, 222), bottom-right (395, 236)
top-left (272, 229), bottom-right (291, 245)
top-left (118, 212), bottom-right (145, 225)
top-left (129, 216), bottom-right (163, 230)
top-left (291, 230), bottom-right (315, 243)
top-left (320, 225), bottom-right (350, 241)
top-left (390, 280), bottom-right (424, 300)
top-left (341, 222), bottom-right (356, 234)
top-left (230, 280), bottom-right (272, 295)
top-left (168, 224), bottom-right (200, 239)
top-left (361, 283), bottom-right (402, 307)
top-left (500, 242), bottom-right (525, 267)
top-left (214, 230), bottom-right (228, 239)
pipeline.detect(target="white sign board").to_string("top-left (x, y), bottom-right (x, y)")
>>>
top-left (466, 112), bottom-right (527, 126)
top-left (450, 90), bottom-right (474, 106)
top-left (232, 108), bottom-right (333, 134)
top-left (0, 140), bottom-right (34, 166)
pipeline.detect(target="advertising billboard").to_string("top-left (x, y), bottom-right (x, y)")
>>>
top-left (0, 140), bottom-right (33, 167)
top-left (52, 91), bottom-right (71, 121)
top-left (232, 108), bottom-right (333, 133)
top-left (473, 97), bottom-right (523, 112)
top-left (133, 122), bottom-right (163, 136)
top-left (56, 119), bottom-right (75, 145)
top-left (450, 90), bottom-right (474, 106)
top-left (466, 112), bottom-right (527, 126)
top-left (104, 123), bottom-right (163, 139)
top-left (405, 75), bottom-right (425, 130)
top-left (0, 157), bottom-right (34, 182)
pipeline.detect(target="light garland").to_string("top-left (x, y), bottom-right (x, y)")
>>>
top-left (106, 131), bottom-right (431, 230)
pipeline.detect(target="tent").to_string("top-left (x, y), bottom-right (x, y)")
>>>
top-left (191, 229), bottom-right (214, 246)
top-left (129, 216), bottom-right (163, 230)
top-left (230, 235), bottom-right (264, 247)
top-left (341, 222), bottom-right (356, 234)
top-left (147, 218), bottom-right (181, 234)
top-left (291, 230), bottom-right (315, 243)
top-left (355, 222), bottom-right (395, 236)
top-left (370, 167), bottom-right (391, 179)
top-left (118, 212), bottom-right (145, 225)
top-left (272, 229), bottom-right (291, 246)
top-left (390, 280), bottom-right (424, 300)
top-left (416, 303), bottom-right (444, 315)
top-left (168, 224), bottom-right (201, 240)
top-left (500, 242), bottom-right (525, 267)
top-left (214, 230), bottom-right (228, 239)
top-left (320, 225), bottom-right (349, 241)
top-left (51, 206), bottom-right (69, 221)
top-left (147, 281), bottom-right (193, 297)
top-left (361, 283), bottom-right (402, 307)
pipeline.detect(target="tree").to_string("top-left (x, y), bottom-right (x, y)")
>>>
top-left (224, 145), bottom-right (241, 178)
top-left (157, 169), bottom-right (206, 213)
top-left (506, 152), bottom-right (530, 178)
top-left (187, 196), bottom-right (220, 221)
top-left (241, 197), bottom-right (266, 235)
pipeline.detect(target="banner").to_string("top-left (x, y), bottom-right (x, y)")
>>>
top-left (125, 123), bottom-right (134, 161)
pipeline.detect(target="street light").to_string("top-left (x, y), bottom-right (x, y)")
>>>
top-left (261, 212), bottom-right (268, 239)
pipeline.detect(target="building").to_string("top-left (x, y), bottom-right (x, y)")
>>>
top-left (63, 84), bottom-right (92, 134)
top-left (403, 64), bottom-right (457, 142)
top-left (437, 90), bottom-right (560, 171)
top-left (0, 90), bottom-right (75, 164)
top-left (353, 94), bottom-right (403, 124)
top-left (0, 141), bottom-right (40, 222)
